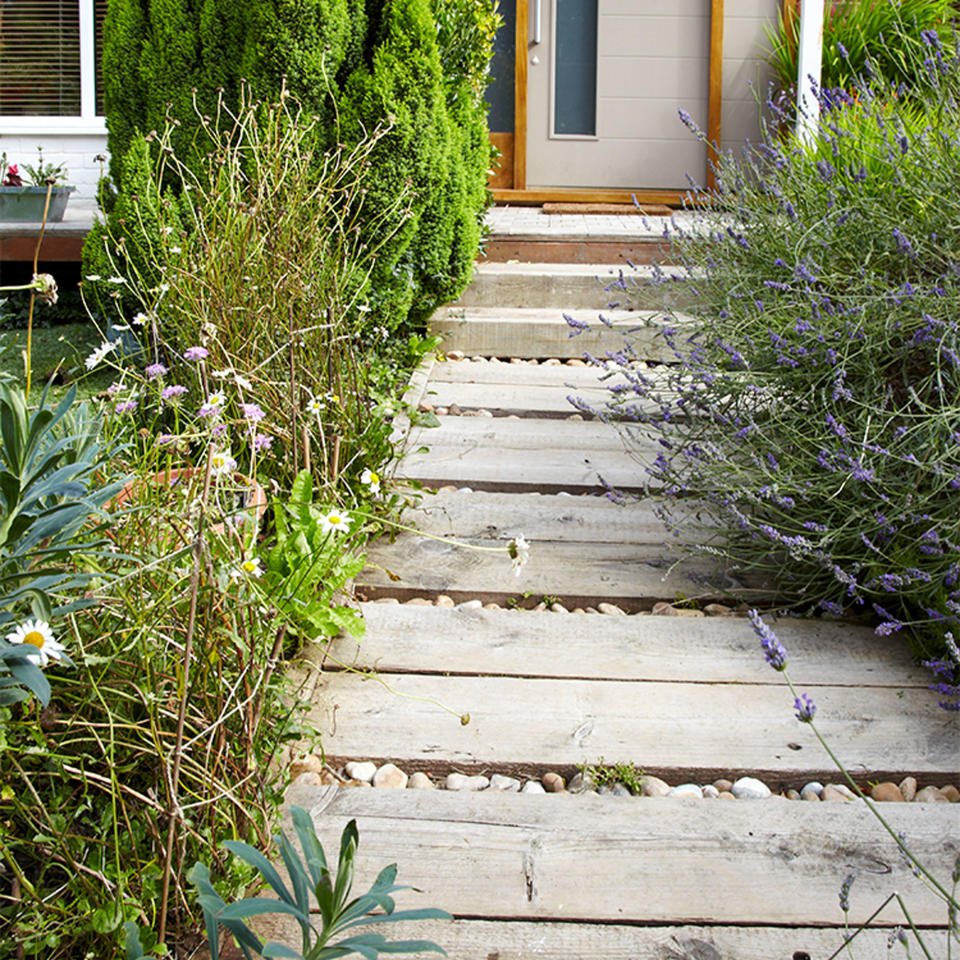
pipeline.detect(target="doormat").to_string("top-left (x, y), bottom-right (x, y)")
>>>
top-left (542, 202), bottom-right (674, 216)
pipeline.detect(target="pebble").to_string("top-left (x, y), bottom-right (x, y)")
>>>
top-left (821, 784), bottom-right (854, 802)
top-left (584, 606), bottom-right (599, 614)
top-left (437, 485), bottom-right (458, 493)
top-left (669, 784), bottom-right (703, 799)
top-left (550, 602), bottom-right (569, 613)
top-left (475, 409), bottom-right (494, 418)
top-left (445, 773), bottom-right (490, 792)
top-left (533, 601), bottom-right (547, 611)
top-left (435, 595), bottom-right (455, 608)
top-left (343, 779), bottom-right (372, 787)
top-left (407, 772), bottom-right (436, 790)
top-left (801, 781), bottom-right (824, 797)
top-left (567, 413), bottom-right (583, 421)
top-left (489, 774), bottom-right (521, 792)
top-left (293, 771), bottom-right (324, 787)
top-left (786, 789), bottom-right (801, 801)
top-left (702, 785), bottom-right (720, 799)
top-left (447, 350), bottom-right (465, 360)
top-left (345, 761), bottom-right (377, 783)
top-left (447, 403), bottom-right (462, 416)
top-left (405, 597), bottom-right (433, 606)
top-left (800, 787), bottom-right (822, 802)
top-left (731, 777), bottom-right (772, 800)
top-left (597, 602), bottom-right (626, 616)
top-left (829, 783), bottom-right (859, 800)
top-left (435, 406), bottom-right (449, 415)
top-left (605, 783), bottom-right (633, 798)
top-left (544, 358), bottom-right (562, 366)
top-left (703, 603), bottom-right (732, 616)
top-left (639, 775), bottom-right (672, 798)
top-left (567, 358), bottom-right (586, 366)
top-left (941, 785), bottom-right (960, 802)
top-left (289, 754), bottom-right (324, 779)
top-left (373, 597), bottom-right (400, 605)
top-left (718, 790), bottom-right (735, 799)
top-left (521, 780), bottom-right (546, 794)
top-left (470, 356), bottom-right (487, 362)
top-left (509, 357), bottom-right (524, 365)
top-left (713, 779), bottom-right (733, 793)
top-left (567, 772), bottom-right (597, 795)
top-left (651, 601), bottom-right (675, 615)
top-left (542, 772), bottom-right (566, 793)
top-left (483, 602), bottom-right (502, 610)
top-left (373, 763), bottom-right (408, 789)
top-left (870, 782), bottom-right (904, 802)
top-left (899, 776), bottom-right (917, 802)
top-left (456, 599), bottom-right (483, 611)
top-left (674, 608), bottom-right (705, 618)
top-left (572, 607), bottom-right (586, 614)
top-left (914, 786), bottom-right (949, 803)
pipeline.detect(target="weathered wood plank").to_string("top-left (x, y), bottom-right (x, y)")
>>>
top-left (331, 920), bottom-right (931, 960)
top-left (425, 380), bottom-right (609, 417)
top-left (358, 535), bottom-right (760, 608)
top-left (304, 789), bottom-right (958, 927)
top-left (325, 604), bottom-right (933, 688)
top-left (430, 307), bottom-right (686, 360)
top-left (402, 490), bottom-right (678, 543)
top-left (430, 359), bottom-right (625, 387)
top-left (398, 417), bottom-right (657, 492)
top-left (307, 673), bottom-right (959, 780)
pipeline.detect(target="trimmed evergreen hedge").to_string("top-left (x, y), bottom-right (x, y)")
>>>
top-left (87, 0), bottom-right (496, 329)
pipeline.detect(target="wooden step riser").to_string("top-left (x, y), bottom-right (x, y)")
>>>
top-left (481, 237), bottom-right (666, 264)
top-left (454, 268), bottom-right (693, 312)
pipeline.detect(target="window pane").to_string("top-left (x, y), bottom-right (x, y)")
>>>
top-left (0, 0), bottom-right (81, 116)
top-left (95, 0), bottom-right (106, 115)
top-left (485, 0), bottom-right (515, 133)
top-left (554, 0), bottom-right (597, 136)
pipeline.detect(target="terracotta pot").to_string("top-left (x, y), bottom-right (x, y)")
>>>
top-left (110, 467), bottom-right (267, 556)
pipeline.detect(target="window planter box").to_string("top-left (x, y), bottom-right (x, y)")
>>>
top-left (0, 185), bottom-right (76, 222)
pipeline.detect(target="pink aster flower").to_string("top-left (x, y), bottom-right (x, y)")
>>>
top-left (161, 384), bottom-right (188, 401)
top-left (115, 399), bottom-right (138, 414)
top-left (145, 362), bottom-right (169, 379)
top-left (183, 346), bottom-right (209, 361)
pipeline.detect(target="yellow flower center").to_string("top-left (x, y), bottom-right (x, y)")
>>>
top-left (242, 560), bottom-right (257, 573)
top-left (368, 472), bottom-right (379, 485)
top-left (329, 515), bottom-right (343, 525)
top-left (23, 631), bottom-right (45, 648)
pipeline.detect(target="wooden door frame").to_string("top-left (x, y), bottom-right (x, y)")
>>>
top-left (492, 0), bottom-right (724, 205)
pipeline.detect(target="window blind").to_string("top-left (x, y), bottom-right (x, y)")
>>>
top-left (0, 0), bottom-right (106, 117)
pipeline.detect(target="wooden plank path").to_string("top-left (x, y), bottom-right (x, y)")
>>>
top-left (293, 287), bottom-right (959, 958)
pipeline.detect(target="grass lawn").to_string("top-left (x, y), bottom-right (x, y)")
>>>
top-left (0, 322), bottom-right (114, 403)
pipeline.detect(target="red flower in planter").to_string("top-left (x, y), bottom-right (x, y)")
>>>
top-left (2, 163), bottom-right (23, 187)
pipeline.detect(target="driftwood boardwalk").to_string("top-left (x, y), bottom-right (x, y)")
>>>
top-left (293, 219), bottom-right (959, 959)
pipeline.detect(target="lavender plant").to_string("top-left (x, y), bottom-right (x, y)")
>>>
top-left (586, 29), bottom-right (960, 672)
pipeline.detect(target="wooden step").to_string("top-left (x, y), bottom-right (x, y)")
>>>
top-left (430, 307), bottom-right (688, 360)
top-left (296, 787), bottom-right (956, 931)
top-left (397, 416), bottom-right (658, 493)
top-left (334, 604), bottom-right (931, 688)
top-left (480, 234), bottom-right (667, 264)
top-left (453, 261), bottom-right (693, 311)
top-left (424, 358), bottom-right (678, 419)
top-left (307, 670), bottom-right (957, 783)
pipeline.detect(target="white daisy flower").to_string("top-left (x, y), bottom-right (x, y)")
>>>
top-left (508, 534), bottom-right (530, 577)
top-left (360, 468), bottom-right (381, 495)
top-left (232, 555), bottom-right (262, 579)
top-left (317, 509), bottom-right (350, 534)
top-left (132, 312), bottom-right (150, 326)
top-left (161, 226), bottom-right (174, 236)
top-left (210, 449), bottom-right (237, 475)
top-left (170, 246), bottom-right (182, 254)
top-left (106, 276), bottom-right (127, 285)
top-left (85, 274), bottom-right (102, 281)
top-left (5, 619), bottom-right (66, 668)
top-left (206, 391), bottom-right (227, 408)
top-left (306, 397), bottom-right (325, 416)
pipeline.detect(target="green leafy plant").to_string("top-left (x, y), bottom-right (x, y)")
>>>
top-left (579, 759), bottom-right (645, 794)
top-left (259, 470), bottom-right (367, 643)
top-left (146, 807), bottom-right (451, 960)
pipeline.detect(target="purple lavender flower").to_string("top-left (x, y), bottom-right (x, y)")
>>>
top-left (793, 693), bottom-right (816, 722)
top-left (241, 402), bottom-right (265, 422)
top-left (253, 433), bottom-right (273, 452)
top-left (183, 346), bottom-right (209, 361)
top-left (564, 313), bottom-right (590, 337)
top-left (749, 609), bottom-right (787, 671)
top-left (839, 872), bottom-right (855, 912)
top-left (114, 399), bottom-right (138, 414)
top-left (157, 433), bottom-right (178, 446)
top-left (145, 362), bottom-right (169, 379)
top-left (161, 384), bottom-right (188, 401)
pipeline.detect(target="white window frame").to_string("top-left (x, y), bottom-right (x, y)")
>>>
top-left (0, 0), bottom-right (106, 134)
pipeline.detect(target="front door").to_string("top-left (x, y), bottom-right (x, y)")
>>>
top-left (525, 0), bottom-right (710, 191)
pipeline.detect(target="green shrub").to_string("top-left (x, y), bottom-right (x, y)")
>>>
top-left (766, 0), bottom-right (954, 98)
top-left (586, 29), bottom-right (960, 660)
top-left (94, 0), bottom-right (496, 334)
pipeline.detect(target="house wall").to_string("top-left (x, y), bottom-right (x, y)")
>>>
top-left (721, 0), bottom-right (778, 160)
top-left (0, 132), bottom-right (108, 199)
